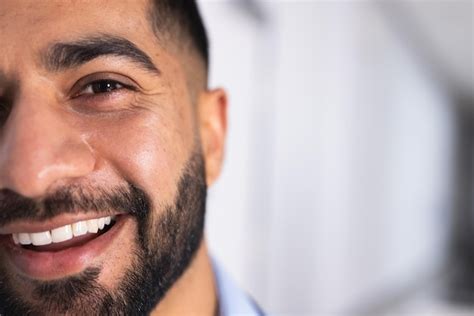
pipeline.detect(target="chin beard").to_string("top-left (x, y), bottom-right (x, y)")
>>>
top-left (0, 151), bottom-right (207, 315)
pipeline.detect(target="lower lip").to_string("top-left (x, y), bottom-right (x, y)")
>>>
top-left (1, 216), bottom-right (129, 280)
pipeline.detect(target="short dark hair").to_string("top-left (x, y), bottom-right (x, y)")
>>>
top-left (149, 0), bottom-right (209, 69)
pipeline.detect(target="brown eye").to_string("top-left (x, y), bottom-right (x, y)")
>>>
top-left (80, 80), bottom-right (125, 95)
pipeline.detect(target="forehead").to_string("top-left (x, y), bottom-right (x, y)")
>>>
top-left (0, 0), bottom-right (159, 70)
top-left (1, 0), bottom-right (151, 33)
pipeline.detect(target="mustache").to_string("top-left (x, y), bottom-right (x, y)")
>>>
top-left (0, 183), bottom-right (151, 226)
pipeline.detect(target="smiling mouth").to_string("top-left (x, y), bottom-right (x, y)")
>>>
top-left (8, 215), bottom-right (116, 251)
top-left (0, 214), bottom-right (130, 280)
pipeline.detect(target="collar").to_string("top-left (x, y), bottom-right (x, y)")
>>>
top-left (212, 258), bottom-right (264, 316)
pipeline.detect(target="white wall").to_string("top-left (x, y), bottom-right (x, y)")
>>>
top-left (201, 1), bottom-right (456, 314)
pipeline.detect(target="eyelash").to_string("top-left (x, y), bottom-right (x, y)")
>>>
top-left (69, 75), bottom-right (140, 114)
top-left (75, 79), bottom-right (135, 98)
top-left (77, 79), bottom-right (130, 96)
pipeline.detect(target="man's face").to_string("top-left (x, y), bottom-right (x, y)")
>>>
top-left (0, 0), bottom-right (226, 314)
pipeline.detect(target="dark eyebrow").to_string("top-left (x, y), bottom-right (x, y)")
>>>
top-left (42, 34), bottom-right (160, 75)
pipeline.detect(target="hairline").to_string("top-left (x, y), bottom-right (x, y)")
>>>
top-left (146, 0), bottom-right (209, 91)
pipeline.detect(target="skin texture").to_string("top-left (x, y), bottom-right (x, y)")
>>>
top-left (0, 0), bottom-right (227, 315)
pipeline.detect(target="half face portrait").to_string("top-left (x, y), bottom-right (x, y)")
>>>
top-left (0, 0), bottom-right (228, 314)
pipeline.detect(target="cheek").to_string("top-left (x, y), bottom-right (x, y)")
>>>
top-left (85, 112), bottom-right (191, 205)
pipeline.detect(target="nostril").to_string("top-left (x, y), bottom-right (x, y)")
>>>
top-left (0, 89), bottom-right (15, 127)
top-left (0, 99), bottom-right (12, 126)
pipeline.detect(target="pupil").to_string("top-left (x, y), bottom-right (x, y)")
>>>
top-left (93, 81), bottom-right (115, 93)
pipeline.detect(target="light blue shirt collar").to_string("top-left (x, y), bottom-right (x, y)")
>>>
top-left (212, 259), bottom-right (263, 316)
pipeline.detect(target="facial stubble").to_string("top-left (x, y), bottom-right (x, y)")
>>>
top-left (0, 150), bottom-right (207, 315)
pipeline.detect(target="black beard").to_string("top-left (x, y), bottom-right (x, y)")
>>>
top-left (0, 151), bottom-right (207, 315)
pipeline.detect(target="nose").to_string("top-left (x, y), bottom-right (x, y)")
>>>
top-left (0, 93), bottom-right (95, 198)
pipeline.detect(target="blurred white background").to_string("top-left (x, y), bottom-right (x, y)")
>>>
top-left (201, 1), bottom-right (473, 315)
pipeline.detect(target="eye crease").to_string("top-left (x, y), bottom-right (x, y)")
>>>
top-left (69, 72), bottom-right (140, 101)
top-left (67, 75), bottom-right (143, 114)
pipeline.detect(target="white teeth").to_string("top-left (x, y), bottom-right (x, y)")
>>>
top-left (18, 233), bottom-right (31, 245)
top-left (97, 217), bottom-right (105, 230)
top-left (12, 233), bottom-right (19, 245)
top-left (72, 221), bottom-right (88, 237)
top-left (10, 216), bottom-right (114, 247)
top-left (51, 225), bottom-right (73, 243)
top-left (87, 219), bottom-right (99, 233)
top-left (30, 231), bottom-right (52, 246)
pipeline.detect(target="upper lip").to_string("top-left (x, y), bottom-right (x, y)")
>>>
top-left (0, 212), bottom-right (123, 235)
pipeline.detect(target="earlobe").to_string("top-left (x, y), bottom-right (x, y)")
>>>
top-left (197, 88), bottom-right (227, 187)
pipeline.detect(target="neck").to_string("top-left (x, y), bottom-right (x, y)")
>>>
top-left (151, 239), bottom-right (217, 316)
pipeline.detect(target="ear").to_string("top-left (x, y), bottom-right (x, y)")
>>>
top-left (197, 88), bottom-right (228, 187)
